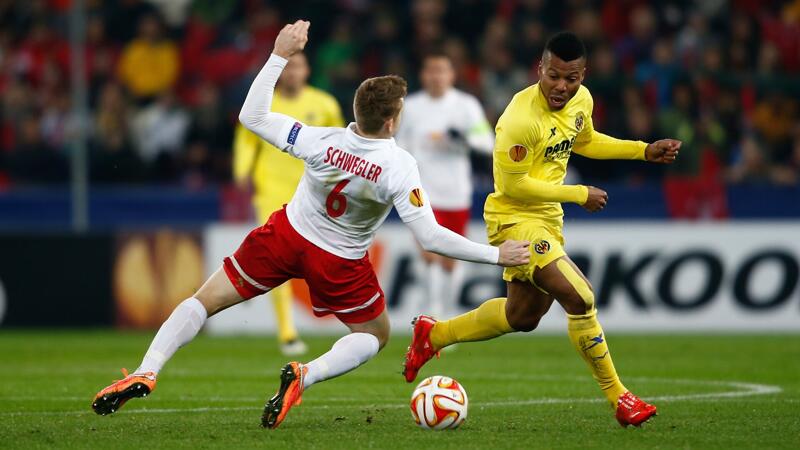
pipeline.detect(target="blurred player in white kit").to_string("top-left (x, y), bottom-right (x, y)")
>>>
top-left (91, 20), bottom-right (530, 429)
top-left (397, 52), bottom-right (494, 317)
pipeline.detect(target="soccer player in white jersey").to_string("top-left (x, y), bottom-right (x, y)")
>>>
top-left (90, 21), bottom-right (530, 429)
top-left (397, 52), bottom-right (494, 317)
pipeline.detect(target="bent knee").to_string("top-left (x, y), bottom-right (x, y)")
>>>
top-left (507, 314), bottom-right (542, 332)
top-left (373, 329), bottom-right (390, 349)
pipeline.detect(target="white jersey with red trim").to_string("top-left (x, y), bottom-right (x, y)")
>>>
top-left (396, 89), bottom-right (494, 210)
top-left (280, 121), bottom-right (429, 259)
top-left (237, 53), bottom-right (499, 265)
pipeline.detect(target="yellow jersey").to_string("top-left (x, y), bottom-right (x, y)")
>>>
top-left (484, 83), bottom-right (647, 233)
top-left (233, 86), bottom-right (344, 220)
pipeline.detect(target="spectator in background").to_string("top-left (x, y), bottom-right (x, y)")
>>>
top-left (103, 0), bottom-right (157, 43)
top-left (480, 46), bottom-right (528, 123)
top-left (131, 90), bottom-right (189, 180)
top-left (1, 79), bottom-right (35, 147)
top-left (752, 91), bottom-right (798, 163)
top-left (40, 90), bottom-right (70, 149)
top-left (117, 13), bottom-right (179, 102)
top-left (89, 82), bottom-right (143, 184)
top-left (184, 81), bottom-right (232, 185)
top-left (616, 4), bottom-right (658, 72)
top-left (84, 15), bottom-right (119, 102)
top-left (635, 37), bottom-right (679, 108)
top-left (312, 18), bottom-right (359, 115)
top-left (727, 134), bottom-right (774, 184)
top-left (6, 115), bottom-right (67, 184)
top-left (658, 81), bottom-right (699, 177)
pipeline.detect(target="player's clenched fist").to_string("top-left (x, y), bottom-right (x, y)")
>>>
top-left (273, 20), bottom-right (310, 58)
top-left (497, 240), bottom-right (531, 267)
top-left (645, 139), bottom-right (682, 164)
top-left (582, 186), bottom-right (608, 212)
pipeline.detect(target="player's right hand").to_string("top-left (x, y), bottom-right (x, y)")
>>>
top-left (497, 240), bottom-right (530, 267)
top-left (582, 186), bottom-right (608, 212)
top-left (273, 20), bottom-right (310, 59)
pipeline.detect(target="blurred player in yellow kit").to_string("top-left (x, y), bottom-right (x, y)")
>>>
top-left (404, 31), bottom-right (681, 427)
top-left (233, 52), bottom-right (344, 355)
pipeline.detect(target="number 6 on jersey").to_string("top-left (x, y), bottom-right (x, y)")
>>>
top-left (326, 179), bottom-right (350, 218)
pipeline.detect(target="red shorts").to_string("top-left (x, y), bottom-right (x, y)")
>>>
top-left (222, 208), bottom-right (385, 323)
top-left (432, 208), bottom-right (471, 236)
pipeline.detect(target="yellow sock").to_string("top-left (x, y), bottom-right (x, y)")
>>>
top-left (270, 284), bottom-right (298, 343)
top-left (430, 298), bottom-right (514, 350)
top-left (566, 310), bottom-right (627, 407)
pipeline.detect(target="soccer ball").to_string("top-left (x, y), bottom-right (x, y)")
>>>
top-left (409, 375), bottom-right (468, 430)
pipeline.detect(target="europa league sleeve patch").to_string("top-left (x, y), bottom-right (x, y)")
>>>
top-left (409, 188), bottom-right (425, 207)
top-left (508, 144), bottom-right (528, 162)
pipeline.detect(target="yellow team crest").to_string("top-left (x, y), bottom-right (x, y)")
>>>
top-left (508, 144), bottom-right (528, 162)
top-left (575, 112), bottom-right (585, 132)
top-left (409, 188), bottom-right (424, 207)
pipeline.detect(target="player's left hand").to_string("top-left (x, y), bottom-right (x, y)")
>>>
top-left (645, 139), bottom-right (681, 164)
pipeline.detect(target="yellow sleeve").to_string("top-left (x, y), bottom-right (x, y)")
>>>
top-left (494, 103), bottom-right (588, 205)
top-left (232, 124), bottom-right (260, 183)
top-left (573, 96), bottom-right (646, 160)
top-left (501, 171), bottom-right (589, 204)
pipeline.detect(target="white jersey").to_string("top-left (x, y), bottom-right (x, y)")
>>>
top-left (238, 54), bottom-right (499, 265)
top-left (276, 120), bottom-right (429, 259)
top-left (396, 89), bottom-right (494, 210)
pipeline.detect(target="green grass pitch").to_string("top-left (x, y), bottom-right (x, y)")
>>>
top-left (1, 330), bottom-right (798, 449)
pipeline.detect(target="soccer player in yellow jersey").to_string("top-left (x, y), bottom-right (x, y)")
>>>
top-left (404, 31), bottom-right (681, 427)
top-left (233, 52), bottom-right (344, 355)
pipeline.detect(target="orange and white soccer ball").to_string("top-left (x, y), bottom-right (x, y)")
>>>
top-left (410, 375), bottom-right (468, 430)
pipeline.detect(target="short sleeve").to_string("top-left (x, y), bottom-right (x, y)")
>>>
top-left (391, 162), bottom-right (434, 223)
top-left (493, 113), bottom-right (538, 174)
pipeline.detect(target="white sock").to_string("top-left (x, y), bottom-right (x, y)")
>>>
top-left (303, 332), bottom-right (379, 389)
top-left (427, 263), bottom-right (445, 318)
top-left (135, 297), bottom-right (207, 375)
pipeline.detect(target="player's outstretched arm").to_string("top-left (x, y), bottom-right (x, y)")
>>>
top-left (238, 20), bottom-right (310, 149)
top-left (573, 130), bottom-right (648, 160)
top-left (405, 211), bottom-right (530, 267)
top-left (574, 129), bottom-right (682, 164)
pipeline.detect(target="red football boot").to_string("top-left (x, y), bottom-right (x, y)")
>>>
top-left (615, 391), bottom-right (657, 427)
top-left (403, 315), bottom-right (440, 383)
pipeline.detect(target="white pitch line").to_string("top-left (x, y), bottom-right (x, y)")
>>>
top-left (0, 377), bottom-right (783, 417)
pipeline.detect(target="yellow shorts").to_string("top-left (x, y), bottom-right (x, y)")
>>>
top-left (487, 220), bottom-right (566, 283)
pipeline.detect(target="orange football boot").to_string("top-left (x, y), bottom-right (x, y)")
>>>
top-left (92, 368), bottom-right (156, 415)
top-left (261, 362), bottom-right (306, 429)
top-left (616, 391), bottom-right (657, 427)
top-left (403, 315), bottom-right (440, 383)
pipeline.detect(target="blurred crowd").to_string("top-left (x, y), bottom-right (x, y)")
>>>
top-left (1, 0), bottom-right (800, 193)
